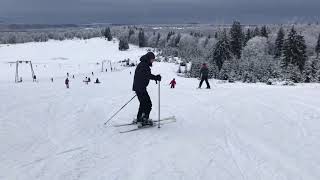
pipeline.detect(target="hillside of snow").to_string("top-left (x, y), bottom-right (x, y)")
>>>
top-left (1, 38), bottom-right (320, 180)
top-left (0, 38), bottom-right (147, 82)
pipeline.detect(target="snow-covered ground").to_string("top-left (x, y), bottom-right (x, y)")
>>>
top-left (0, 38), bottom-right (146, 82)
top-left (1, 39), bottom-right (320, 180)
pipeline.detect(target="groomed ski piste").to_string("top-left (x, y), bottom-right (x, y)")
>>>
top-left (1, 38), bottom-right (320, 180)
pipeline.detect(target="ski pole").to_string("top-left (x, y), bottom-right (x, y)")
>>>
top-left (104, 95), bottom-right (137, 126)
top-left (158, 81), bottom-right (161, 128)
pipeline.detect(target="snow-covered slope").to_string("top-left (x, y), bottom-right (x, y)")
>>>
top-left (0, 38), bottom-right (146, 82)
top-left (1, 39), bottom-right (320, 180)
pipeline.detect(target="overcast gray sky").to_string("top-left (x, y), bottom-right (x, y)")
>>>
top-left (0, 0), bottom-right (319, 24)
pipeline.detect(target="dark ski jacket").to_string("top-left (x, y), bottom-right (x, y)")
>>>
top-left (200, 66), bottom-right (209, 78)
top-left (132, 55), bottom-right (157, 92)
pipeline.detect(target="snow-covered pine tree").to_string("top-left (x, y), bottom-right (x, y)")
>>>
top-left (167, 33), bottom-right (181, 48)
top-left (167, 31), bottom-right (175, 42)
top-left (282, 27), bottom-right (307, 81)
top-left (253, 27), bottom-right (260, 37)
top-left (260, 25), bottom-right (269, 38)
top-left (189, 61), bottom-right (202, 78)
top-left (316, 33), bottom-right (320, 59)
top-left (219, 58), bottom-right (233, 80)
top-left (274, 27), bottom-right (285, 58)
top-left (241, 36), bottom-right (272, 82)
top-left (296, 34), bottom-right (307, 72)
top-left (211, 30), bottom-right (232, 71)
top-left (178, 34), bottom-right (201, 61)
top-left (214, 32), bottom-right (218, 39)
top-left (138, 30), bottom-right (146, 47)
top-left (207, 62), bottom-right (218, 78)
top-left (174, 33), bottom-right (181, 47)
top-left (282, 27), bottom-right (307, 70)
top-left (311, 58), bottom-right (319, 82)
top-left (204, 37), bottom-right (209, 48)
top-left (230, 21), bottom-right (243, 59)
top-left (244, 29), bottom-right (252, 46)
top-left (284, 64), bottom-right (302, 83)
top-left (119, 37), bottom-right (129, 51)
top-left (282, 27), bottom-right (296, 68)
top-left (303, 59), bottom-right (313, 82)
top-left (104, 27), bottom-right (113, 41)
top-left (156, 33), bottom-right (161, 47)
top-left (128, 29), bottom-right (135, 39)
top-left (147, 34), bottom-right (158, 48)
top-left (241, 30), bottom-right (246, 47)
top-left (316, 61), bottom-right (320, 82)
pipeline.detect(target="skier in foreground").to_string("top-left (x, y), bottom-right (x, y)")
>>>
top-left (198, 63), bottom-right (211, 89)
top-left (133, 52), bottom-right (161, 126)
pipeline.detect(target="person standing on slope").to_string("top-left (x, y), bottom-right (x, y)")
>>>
top-left (169, 78), bottom-right (176, 88)
top-left (133, 52), bottom-right (161, 126)
top-left (33, 75), bottom-right (37, 82)
top-left (65, 78), bottom-right (70, 88)
top-left (198, 63), bottom-right (211, 89)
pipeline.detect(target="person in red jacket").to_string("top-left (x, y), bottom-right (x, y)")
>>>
top-left (169, 78), bottom-right (176, 88)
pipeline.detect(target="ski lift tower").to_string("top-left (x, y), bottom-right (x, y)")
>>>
top-left (14, 60), bottom-right (35, 83)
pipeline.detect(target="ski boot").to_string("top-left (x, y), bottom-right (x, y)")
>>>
top-left (132, 118), bottom-right (143, 124)
top-left (140, 118), bottom-right (154, 127)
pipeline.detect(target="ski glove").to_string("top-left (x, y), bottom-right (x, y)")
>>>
top-left (155, 75), bottom-right (162, 81)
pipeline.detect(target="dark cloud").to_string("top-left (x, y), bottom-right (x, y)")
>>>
top-left (0, 0), bottom-right (319, 24)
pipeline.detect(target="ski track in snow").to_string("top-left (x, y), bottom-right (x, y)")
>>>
top-left (1, 39), bottom-right (320, 180)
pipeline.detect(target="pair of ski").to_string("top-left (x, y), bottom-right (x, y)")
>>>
top-left (114, 116), bottom-right (176, 133)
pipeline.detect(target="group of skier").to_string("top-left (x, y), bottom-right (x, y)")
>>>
top-left (132, 52), bottom-right (211, 127)
top-left (64, 73), bottom-right (101, 88)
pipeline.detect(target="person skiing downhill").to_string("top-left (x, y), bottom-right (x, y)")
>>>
top-left (65, 78), bottom-right (69, 88)
top-left (198, 63), bottom-right (211, 89)
top-left (133, 52), bottom-right (161, 126)
top-left (33, 75), bottom-right (37, 82)
top-left (169, 78), bottom-right (176, 88)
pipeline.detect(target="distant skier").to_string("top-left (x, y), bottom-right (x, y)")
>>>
top-left (33, 75), bottom-right (37, 82)
top-left (65, 78), bottom-right (69, 88)
top-left (169, 78), bottom-right (176, 88)
top-left (67, 72), bottom-right (69, 77)
top-left (95, 78), bottom-right (101, 84)
top-left (92, 72), bottom-right (94, 76)
top-left (72, 75), bottom-right (75, 79)
top-left (198, 63), bottom-right (211, 89)
top-left (51, 77), bottom-right (54, 82)
top-left (88, 77), bottom-right (91, 82)
top-left (133, 52), bottom-right (161, 126)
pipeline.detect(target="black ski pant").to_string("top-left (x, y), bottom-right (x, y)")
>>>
top-left (199, 77), bottom-right (210, 88)
top-left (136, 91), bottom-right (152, 120)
